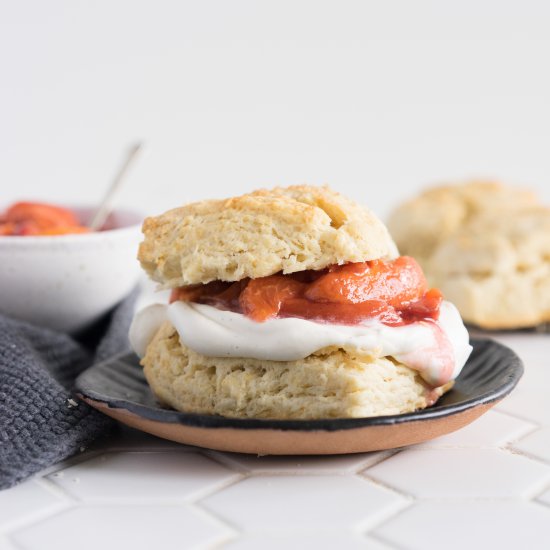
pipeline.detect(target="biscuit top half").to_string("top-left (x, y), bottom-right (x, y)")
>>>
top-left (138, 185), bottom-right (398, 288)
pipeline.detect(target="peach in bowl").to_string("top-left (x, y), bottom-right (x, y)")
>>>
top-left (0, 202), bottom-right (143, 333)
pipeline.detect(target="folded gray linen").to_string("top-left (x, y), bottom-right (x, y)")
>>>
top-left (0, 290), bottom-right (137, 490)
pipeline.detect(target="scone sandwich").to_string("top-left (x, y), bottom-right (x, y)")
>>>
top-left (130, 185), bottom-right (472, 420)
top-left (388, 181), bottom-right (550, 329)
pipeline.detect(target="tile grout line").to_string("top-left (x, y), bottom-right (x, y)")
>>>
top-left (354, 491), bottom-right (413, 536)
top-left (351, 467), bottom-right (419, 535)
top-left (31, 476), bottom-right (81, 508)
top-left (366, 528), bottom-right (410, 550)
top-left (5, 533), bottom-right (25, 550)
top-left (0, 475), bottom-right (78, 536)
top-left (0, 498), bottom-right (73, 539)
top-left (202, 451), bottom-right (369, 476)
top-left (204, 449), bottom-right (401, 477)
top-left (491, 407), bottom-right (541, 430)
top-left (527, 479), bottom-right (550, 504)
top-left (184, 502), bottom-right (240, 550)
top-left (375, 495), bottom-right (550, 503)
top-left (199, 532), bottom-right (240, 550)
top-left (5, 499), bottom-right (239, 550)
top-left (181, 470), bottom-right (246, 507)
top-left (187, 502), bottom-right (242, 544)
top-left (498, 445), bottom-right (550, 473)
top-left (193, 452), bottom-right (413, 541)
top-left (533, 495), bottom-right (550, 510)
top-left (188, 451), bottom-right (252, 535)
top-left (410, 443), bottom-right (523, 450)
top-left (192, 499), bottom-right (245, 538)
top-left (494, 406), bottom-right (549, 428)
top-left (413, 414), bottom-right (540, 451)
top-left (357, 470), bottom-right (415, 502)
top-left (358, 447), bottom-right (550, 504)
top-left (503, 444), bottom-right (550, 467)
top-left (350, 449), bottom-right (400, 473)
top-left (522, 475), bottom-right (550, 502)
top-left (360, 445), bottom-right (550, 503)
top-left (202, 450), bottom-right (251, 475)
top-left (192, 468), bottom-right (417, 539)
top-left (43, 448), bottom-right (246, 507)
top-left (177, 450), bottom-right (251, 504)
top-left (27, 448), bottom-right (105, 480)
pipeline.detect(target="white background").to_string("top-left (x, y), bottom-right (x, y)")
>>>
top-left (1, 0), bottom-right (549, 220)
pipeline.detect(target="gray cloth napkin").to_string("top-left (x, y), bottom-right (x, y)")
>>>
top-left (0, 290), bottom-right (138, 490)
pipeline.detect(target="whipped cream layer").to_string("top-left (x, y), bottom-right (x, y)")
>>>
top-left (130, 300), bottom-right (472, 387)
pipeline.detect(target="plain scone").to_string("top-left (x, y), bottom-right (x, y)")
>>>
top-left (139, 185), bottom-right (398, 288)
top-left (387, 181), bottom-right (538, 266)
top-left (428, 206), bottom-right (550, 329)
top-left (142, 322), bottom-right (450, 419)
top-left (388, 181), bottom-right (550, 329)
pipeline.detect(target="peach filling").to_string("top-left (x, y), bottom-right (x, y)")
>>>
top-left (169, 256), bottom-right (443, 327)
top-left (0, 202), bottom-right (90, 236)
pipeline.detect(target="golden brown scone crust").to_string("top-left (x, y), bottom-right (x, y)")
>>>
top-left (387, 181), bottom-right (538, 266)
top-left (138, 185), bottom-right (398, 288)
top-left (388, 181), bottom-right (549, 328)
top-left (428, 206), bottom-right (550, 329)
top-left (141, 322), bottom-right (451, 420)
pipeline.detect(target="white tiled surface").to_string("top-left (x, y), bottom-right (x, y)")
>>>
top-left (11, 506), bottom-right (233, 550)
top-left (200, 475), bottom-right (406, 532)
top-left (366, 448), bottom-right (550, 498)
top-left (413, 409), bottom-right (534, 448)
top-left (224, 532), bottom-right (390, 549)
top-left (539, 488), bottom-right (550, 508)
top-left (0, 481), bottom-right (68, 532)
top-left (512, 426), bottom-right (550, 463)
top-left (46, 451), bottom-right (239, 503)
top-left (2, 334), bottom-right (550, 549)
top-left (207, 449), bottom-right (391, 474)
top-left (372, 501), bottom-right (550, 550)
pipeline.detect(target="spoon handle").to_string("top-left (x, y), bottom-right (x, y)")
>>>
top-left (89, 142), bottom-right (142, 231)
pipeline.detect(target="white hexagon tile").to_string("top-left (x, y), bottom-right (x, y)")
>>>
top-left (513, 427), bottom-right (550, 464)
top-left (493, 335), bottom-right (550, 426)
top-left (0, 534), bottom-right (18, 550)
top-left (0, 480), bottom-right (68, 533)
top-left (538, 488), bottom-right (550, 508)
top-left (3, 333), bottom-right (550, 550)
top-left (199, 475), bottom-right (407, 532)
top-left (46, 450), bottom-right (241, 502)
top-left (206, 449), bottom-right (392, 475)
top-left (364, 448), bottom-right (550, 498)
top-left (11, 505), bottom-right (234, 550)
top-left (223, 532), bottom-right (391, 549)
top-left (372, 501), bottom-right (550, 550)
top-left (412, 409), bottom-right (534, 448)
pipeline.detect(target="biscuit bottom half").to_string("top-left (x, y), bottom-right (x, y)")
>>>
top-left (142, 322), bottom-right (453, 420)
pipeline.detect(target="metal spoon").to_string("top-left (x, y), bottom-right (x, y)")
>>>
top-left (88, 142), bottom-right (143, 231)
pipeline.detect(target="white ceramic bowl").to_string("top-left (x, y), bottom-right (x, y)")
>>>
top-left (0, 207), bottom-right (143, 333)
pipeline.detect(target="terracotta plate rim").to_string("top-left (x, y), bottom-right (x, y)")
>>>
top-left (74, 338), bottom-right (523, 433)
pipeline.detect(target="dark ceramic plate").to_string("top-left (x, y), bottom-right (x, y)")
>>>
top-left (75, 338), bottom-right (523, 454)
